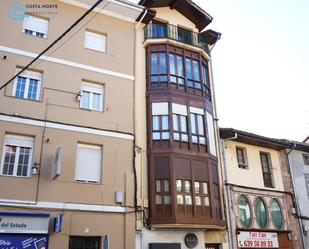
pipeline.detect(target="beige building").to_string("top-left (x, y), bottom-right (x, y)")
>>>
top-left (220, 128), bottom-right (302, 249)
top-left (0, 0), bottom-right (152, 248)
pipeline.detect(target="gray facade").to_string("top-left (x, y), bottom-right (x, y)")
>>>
top-left (288, 149), bottom-right (309, 248)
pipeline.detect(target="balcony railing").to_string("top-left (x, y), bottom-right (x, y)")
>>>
top-left (144, 23), bottom-right (209, 54)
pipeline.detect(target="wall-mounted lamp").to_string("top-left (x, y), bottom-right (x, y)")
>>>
top-left (76, 92), bottom-right (82, 101)
top-left (32, 163), bottom-right (40, 175)
top-left (2, 55), bottom-right (7, 60)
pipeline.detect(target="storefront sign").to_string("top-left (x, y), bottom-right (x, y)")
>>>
top-left (237, 231), bottom-right (279, 248)
top-left (0, 234), bottom-right (48, 249)
top-left (0, 213), bottom-right (49, 234)
top-left (184, 233), bottom-right (198, 248)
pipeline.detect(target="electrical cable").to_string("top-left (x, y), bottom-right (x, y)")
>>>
top-left (0, 0), bottom-right (107, 91)
top-left (27, 0), bottom-right (112, 72)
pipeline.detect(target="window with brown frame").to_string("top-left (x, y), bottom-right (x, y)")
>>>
top-left (176, 179), bottom-right (192, 205)
top-left (150, 52), bottom-right (168, 83)
top-left (202, 63), bottom-right (211, 101)
top-left (260, 152), bottom-right (274, 188)
top-left (173, 114), bottom-right (189, 142)
top-left (303, 153), bottom-right (309, 166)
top-left (185, 58), bottom-right (202, 90)
top-left (190, 113), bottom-right (206, 145)
top-left (194, 181), bottom-right (210, 206)
top-left (152, 115), bottom-right (169, 140)
top-left (155, 179), bottom-right (171, 205)
top-left (169, 53), bottom-right (185, 87)
top-left (151, 21), bottom-right (167, 38)
top-left (236, 147), bottom-right (248, 169)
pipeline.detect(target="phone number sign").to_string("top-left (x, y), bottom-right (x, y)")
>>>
top-left (237, 231), bottom-right (279, 248)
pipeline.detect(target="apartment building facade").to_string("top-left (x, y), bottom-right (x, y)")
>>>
top-left (286, 142), bottom-right (309, 249)
top-left (134, 1), bottom-right (228, 249)
top-left (220, 128), bottom-right (302, 249)
top-left (0, 0), bottom-right (152, 248)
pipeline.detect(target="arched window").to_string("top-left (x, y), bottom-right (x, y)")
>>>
top-left (255, 197), bottom-right (268, 228)
top-left (271, 198), bottom-right (283, 229)
top-left (238, 195), bottom-right (251, 228)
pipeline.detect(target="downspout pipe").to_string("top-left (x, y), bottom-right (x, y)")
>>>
top-left (209, 37), bottom-right (233, 248)
top-left (286, 143), bottom-right (306, 249)
top-left (220, 134), bottom-right (238, 249)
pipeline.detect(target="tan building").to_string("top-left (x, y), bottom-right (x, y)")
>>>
top-left (134, 1), bottom-right (228, 249)
top-left (220, 128), bottom-right (302, 249)
top-left (0, 0), bottom-right (152, 248)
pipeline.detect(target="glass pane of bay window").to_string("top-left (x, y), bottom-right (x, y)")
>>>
top-left (185, 180), bottom-right (191, 193)
top-left (176, 180), bottom-right (182, 192)
top-left (185, 195), bottom-right (192, 205)
top-left (161, 132), bottom-right (169, 140)
top-left (180, 116), bottom-right (187, 132)
top-left (181, 134), bottom-right (188, 142)
top-left (152, 116), bottom-right (160, 130)
top-left (173, 114), bottom-right (179, 131)
top-left (203, 197), bottom-right (210, 206)
top-left (177, 194), bottom-right (184, 204)
top-left (190, 113), bottom-right (196, 134)
top-left (197, 115), bottom-right (204, 135)
top-left (177, 56), bottom-right (184, 76)
top-left (194, 182), bottom-right (200, 193)
top-left (186, 59), bottom-right (192, 79)
top-left (200, 137), bottom-right (206, 145)
top-left (152, 132), bottom-right (160, 140)
top-left (202, 183), bottom-right (208, 194)
top-left (192, 135), bottom-right (198, 143)
top-left (195, 196), bottom-right (202, 206)
top-left (156, 195), bottom-right (162, 204)
top-left (162, 115), bottom-right (169, 130)
top-left (174, 132), bottom-right (180, 141)
top-left (169, 54), bottom-right (176, 75)
top-left (151, 54), bottom-right (158, 74)
top-left (193, 60), bottom-right (200, 81)
top-left (156, 180), bottom-right (161, 192)
top-left (160, 53), bottom-right (167, 73)
top-left (164, 180), bottom-right (169, 192)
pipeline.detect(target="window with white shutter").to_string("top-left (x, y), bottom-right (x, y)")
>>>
top-left (0, 135), bottom-right (34, 177)
top-left (22, 15), bottom-right (48, 38)
top-left (12, 69), bottom-right (42, 101)
top-left (84, 30), bottom-right (106, 53)
top-left (75, 144), bottom-right (102, 183)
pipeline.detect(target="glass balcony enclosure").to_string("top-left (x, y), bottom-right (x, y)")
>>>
top-left (144, 22), bottom-right (209, 54)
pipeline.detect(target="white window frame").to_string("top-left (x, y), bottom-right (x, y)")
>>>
top-left (75, 143), bottom-right (102, 183)
top-left (12, 69), bottom-right (42, 101)
top-left (0, 135), bottom-right (34, 177)
top-left (206, 112), bottom-right (217, 156)
top-left (80, 82), bottom-right (104, 112)
top-left (22, 15), bottom-right (49, 38)
top-left (84, 30), bottom-right (107, 53)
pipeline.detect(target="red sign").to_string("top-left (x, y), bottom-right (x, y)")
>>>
top-left (237, 231), bottom-right (279, 248)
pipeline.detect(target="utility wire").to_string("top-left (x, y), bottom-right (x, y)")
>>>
top-left (29, 0), bottom-right (112, 72)
top-left (0, 0), bottom-right (105, 91)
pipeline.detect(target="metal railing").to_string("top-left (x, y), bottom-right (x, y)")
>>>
top-left (144, 23), bottom-right (209, 54)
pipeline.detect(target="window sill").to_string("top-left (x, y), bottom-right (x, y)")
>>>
top-left (79, 107), bottom-right (103, 113)
top-left (21, 30), bottom-right (48, 39)
top-left (11, 95), bottom-right (41, 102)
top-left (0, 174), bottom-right (32, 179)
top-left (74, 180), bottom-right (101, 185)
top-left (84, 47), bottom-right (107, 54)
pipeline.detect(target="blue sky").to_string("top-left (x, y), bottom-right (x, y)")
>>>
top-left (132, 0), bottom-right (309, 141)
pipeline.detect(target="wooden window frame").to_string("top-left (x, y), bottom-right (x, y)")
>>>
top-left (150, 52), bottom-right (168, 83)
top-left (260, 152), bottom-right (274, 188)
top-left (194, 181), bottom-right (210, 207)
top-left (155, 179), bottom-right (171, 205)
top-left (176, 179), bottom-right (192, 206)
top-left (152, 115), bottom-right (169, 141)
top-left (236, 146), bottom-right (248, 169)
top-left (173, 113), bottom-right (189, 143)
top-left (190, 112), bottom-right (206, 145)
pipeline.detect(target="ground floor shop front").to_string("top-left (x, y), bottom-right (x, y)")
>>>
top-left (0, 206), bottom-right (135, 249)
top-left (137, 228), bottom-right (229, 249)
